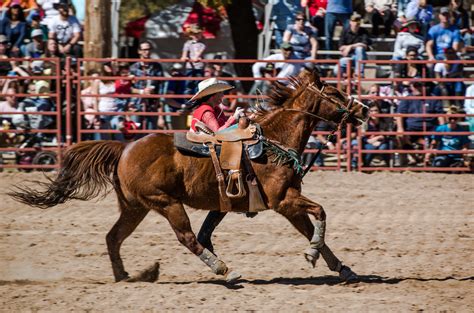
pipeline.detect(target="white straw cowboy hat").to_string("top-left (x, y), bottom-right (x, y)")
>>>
top-left (190, 78), bottom-right (234, 101)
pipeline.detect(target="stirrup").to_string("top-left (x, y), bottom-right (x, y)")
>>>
top-left (226, 170), bottom-right (246, 198)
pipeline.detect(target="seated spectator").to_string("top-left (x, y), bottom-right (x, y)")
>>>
top-left (303, 121), bottom-right (336, 169)
top-left (405, 0), bottom-right (433, 36)
top-left (2, 0), bottom-right (39, 23)
top-left (334, 13), bottom-right (371, 78)
top-left (426, 106), bottom-right (470, 167)
top-left (0, 35), bottom-right (13, 78)
top-left (463, 83), bottom-right (474, 132)
top-left (48, 0), bottom-right (82, 58)
top-left (80, 70), bottom-right (99, 138)
top-left (360, 103), bottom-right (391, 166)
top-left (364, 0), bottom-right (396, 37)
top-left (249, 63), bottom-right (276, 106)
top-left (212, 54), bottom-right (233, 78)
top-left (393, 46), bottom-right (428, 95)
top-left (392, 18), bottom-right (425, 60)
top-left (36, 0), bottom-right (59, 29)
top-left (365, 84), bottom-right (394, 116)
top-left (0, 86), bottom-right (18, 124)
top-left (426, 7), bottom-right (462, 61)
top-left (1, 4), bottom-right (27, 57)
top-left (433, 47), bottom-right (465, 106)
top-left (396, 81), bottom-right (445, 165)
top-left (252, 42), bottom-right (302, 82)
top-left (23, 29), bottom-right (45, 57)
top-left (282, 11), bottom-right (318, 59)
top-left (27, 12), bottom-right (48, 41)
top-left (181, 24), bottom-right (206, 95)
top-left (163, 63), bottom-right (186, 130)
top-left (301, 0), bottom-right (327, 36)
top-left (270, 0), bottom-right (302, 48)
top-left (451, 0), bottom-right (470, 46)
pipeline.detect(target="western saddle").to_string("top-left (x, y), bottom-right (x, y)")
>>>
top-left (183, 117), bottom-right (267, 213)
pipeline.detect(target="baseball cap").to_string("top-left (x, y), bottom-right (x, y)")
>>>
top-left (440, 7), bottom-right (450, 14)
top-left (350, 12), bottom-right (362, 21)
top-left (31, 29), bottom-right (43, 38)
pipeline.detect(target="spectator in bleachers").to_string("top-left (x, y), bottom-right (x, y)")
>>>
top-left (433, 47), bottom-right (465, 106)
top-left (129, 40), bottom-right (164, 130)
top-left (405, 0), bottom-right (433, 36)
top-left (324, 0), bottom-right (352, 51)
top-left (90, 62), bottom-right (124, 141)
top-left (80, 69), bottom-right (99, 138)
top-left (212, 54), bottom-right (233, 78)
top-left (426, 106), bottom-right (470, 167)
top-left (249, 63), bottom-right (276, 105)
top-left (301, 0), bottom-right (327, 36)
top-left (464, 84), bottom-right (474, 132)
top-left (48, 0), bottom-right (82, 58)
top-left (181, 24), bottom-right (206, 95)
top-left (360, 103), bottom-right (391, 166)
top-left (365, 0), bottom-right (396, 37)
top-left (393, 46), bottom-right (428, 95)
top-left (164, 63), bottom-right (187, 130)
top-left (0, 86), bottom-right (18, 124)
top-left (270, 0), bottom-right (302, 48)
top-left (451, 0), bottom-right (471, 48)
top-left (334, 13), bottom-right (371, 78)
top-left (1, 0), bottom-right (39, 23)
top-left (396, 81), bottom-right (445, 165)
top-left (283, 11), bottom-right (318, 59)
top-left (365, 84), bottom-right (393, 116)
top-left (252, 42), bottom-right (302, 82)
top-left (1, 4), bottom-right (27, 57)
top-left (425, 7), bottom-right (462, 61)
top-left (392, 18), bottom-right (425, 60)
top-left (36, 0), bottom-right (59, 30)
top-left (27, 12), bottom-right (48, 41)
top-left (23, 29), bottom-right (45, 58)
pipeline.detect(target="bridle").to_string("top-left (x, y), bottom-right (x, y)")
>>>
top-left (281, 82), bottom-right (356, 178)
top-left (283, 82), bottom-right (354, 126)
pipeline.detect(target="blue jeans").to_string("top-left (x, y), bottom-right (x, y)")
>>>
top-left (364, 142), bottom-right (390, 166)
top-left (432, 155), bottom-right (463, 167)
top-left (324, 12), bottom-right (350, 51)
top-left (333, 47), bottom-right (368, 76)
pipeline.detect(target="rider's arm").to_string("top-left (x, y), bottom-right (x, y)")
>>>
top-left (201, 111), bottom-right (236, 132)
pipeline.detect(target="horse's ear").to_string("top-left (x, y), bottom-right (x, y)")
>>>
top-left (311, 69), bottom-right (323, 87)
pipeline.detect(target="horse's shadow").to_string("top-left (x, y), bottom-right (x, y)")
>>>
top-left (189, 274), bottom-right (474, 289)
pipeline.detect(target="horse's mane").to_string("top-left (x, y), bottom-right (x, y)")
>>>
top-left (251, 70), bottom-right (322, 121)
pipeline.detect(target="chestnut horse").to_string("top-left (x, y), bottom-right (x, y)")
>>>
top-left (9, 70), bottom-right (368, 283)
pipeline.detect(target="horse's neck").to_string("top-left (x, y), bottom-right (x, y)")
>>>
top-left (260, 108), bottom-right (317, 154)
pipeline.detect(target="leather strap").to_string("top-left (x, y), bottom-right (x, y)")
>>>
top-left (207, 143), bottom-right (232, 212)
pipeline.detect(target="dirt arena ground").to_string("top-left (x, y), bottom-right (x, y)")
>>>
top-left (0, 171), bottom-right (473, 312)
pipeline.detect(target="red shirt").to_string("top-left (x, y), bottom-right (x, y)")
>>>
top-left (191, 104), bottom-right (236, 132)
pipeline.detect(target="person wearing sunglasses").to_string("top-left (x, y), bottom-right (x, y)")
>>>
top-left (282, 12), bottom-right (318, 60)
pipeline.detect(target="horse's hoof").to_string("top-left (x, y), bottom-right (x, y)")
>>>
top-left (225, 270), bottom-right (242, 284)
top-left (304, 248), bottom-right (320, 268)
top-left (339, 265), bottom-right (358, 283)
top-left (115, 272), bottom-right (130, 282)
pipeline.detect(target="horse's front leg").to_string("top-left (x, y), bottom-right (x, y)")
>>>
top-left (278, 189), bottom-right (358, 282)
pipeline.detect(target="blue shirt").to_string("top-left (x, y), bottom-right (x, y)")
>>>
top-left (427, 24), bottom-right (461, 57)
top-left (326, 0), bottom-right (352, 14)
top-left (270, 0), bottom-right (302, 30)
top-left (397, 98), bottom-right (444, 131)
top-left (432, 124), bottom-right (470, 151)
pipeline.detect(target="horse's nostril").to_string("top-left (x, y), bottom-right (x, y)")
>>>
top-left (362, 106), bottom-right (369, 116)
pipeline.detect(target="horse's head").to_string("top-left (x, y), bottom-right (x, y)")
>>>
top-left (290, 70), bottom-right (369, 127)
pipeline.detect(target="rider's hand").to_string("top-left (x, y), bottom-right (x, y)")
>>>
top-left (233, 107), bottom-right (245, 119)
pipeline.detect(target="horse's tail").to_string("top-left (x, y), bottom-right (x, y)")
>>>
top-left (8, 140), bottom-right (125, 209)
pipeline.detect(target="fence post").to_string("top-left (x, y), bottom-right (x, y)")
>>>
top-left (65, 57), bottom-right (72, 146)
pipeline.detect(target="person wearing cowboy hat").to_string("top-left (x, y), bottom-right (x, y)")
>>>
top-left (189, 78), bottom-right (244, 132)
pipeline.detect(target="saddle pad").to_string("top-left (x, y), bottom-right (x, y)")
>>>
top-left (220, 141), bottom-right (242, 170)
top-left (174, 133), bottom-right (263, 159)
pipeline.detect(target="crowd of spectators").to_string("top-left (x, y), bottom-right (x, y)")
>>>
top-left (0, 0), bottom-right (472, 170)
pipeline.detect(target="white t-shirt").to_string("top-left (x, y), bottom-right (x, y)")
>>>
top-left (49, 15), bottom-right (82, 44)
top-left (36, 0), bottom-right (60, 28)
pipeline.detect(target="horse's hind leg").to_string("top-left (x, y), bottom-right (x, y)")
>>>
top-left (197, 211), bottom-right (227, 254)
top-left (162, 202), bottom-right (240, 283)
top-left (106, 203), bottom-right (149, 282)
